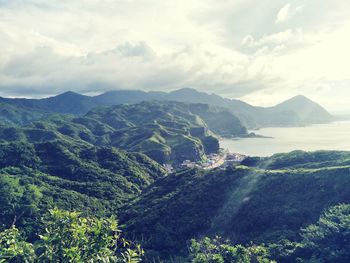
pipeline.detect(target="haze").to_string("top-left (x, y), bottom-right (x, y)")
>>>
top-left (0, 0), bottom-right (350, 112)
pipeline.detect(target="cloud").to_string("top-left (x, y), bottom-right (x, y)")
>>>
top-left (275, 3), bottom-right (304, 24)
top-left (0, 42), bottom-right (273, 98)
top-left (0, 0), bottom-right (350, 111)
top-left (241, 29), bottom-right (307, 51)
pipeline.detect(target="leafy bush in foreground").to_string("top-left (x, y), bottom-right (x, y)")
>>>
top-left (0, 208), bottom-right (142, 263)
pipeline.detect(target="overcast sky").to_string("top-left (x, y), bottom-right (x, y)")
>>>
top-left (0, 0), bottom-right (349, 112)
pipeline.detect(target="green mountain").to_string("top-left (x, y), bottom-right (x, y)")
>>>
top-left (27, 101), bottom-right (227, 164)
top-left (119, 150), bottom-right (350, 258)
top-left (0, 126), bottom-right (166, 231)
top-left (0, 91), bottom-right (96, 115)
top-left (0, 102), bottom-right (49, 126)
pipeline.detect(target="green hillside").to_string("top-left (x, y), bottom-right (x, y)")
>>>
top-left (120, 151), bottom-right (350, 259)
top-left (0, 132), bottom-right (165, 233)
top-left (0, 99), bottom-right (248, 163)
top-left (0, 102), bottom-right (49, 126)
top-left (26, 101), bottom-right (226, 164)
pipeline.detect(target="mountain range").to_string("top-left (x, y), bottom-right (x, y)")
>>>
top-left (0, 88), bottom-right (334, 129)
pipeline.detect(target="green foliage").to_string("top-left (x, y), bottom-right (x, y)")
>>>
top-left (0, 227), bottom-right (35, 263)
top-left (36, 208), bottom-right (143, 262)
top-left (0, 102), bottom-right (48, 127)
top-left (189, 237), bottom-right (275, 263)
top-left (0, 142), bottom-right (41, 169)
top-left (299, 204), bottom-right (350, 262)
top-left (0, 208), bottom-right (143, 263)
top-left (243, 150), bottom-right (350, 170)
top-left (0, 137), bottom-right (165, 232)
top-left (0, 175), bottom-right (42, 229)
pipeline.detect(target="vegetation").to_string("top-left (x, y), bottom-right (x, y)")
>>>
top-left (26, 101), bottom-right (226, 163)
top-left (189, 237), bottom-right (275, 263)
top-left (0, 208), bottom-right (142, 263)
top-left (120, 151), bottom-right (350, 260)
top-left (0, 137), bottom-right (165, 234)
top-left (0, 102), bottom-right (49, 126)
top-left (299, 204), bottom-right (350, 262)
top-left (242, 150), bottom-right (350, 169)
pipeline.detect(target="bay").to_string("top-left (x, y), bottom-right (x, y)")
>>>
top-left (220, 121), bottom-right (350, 157)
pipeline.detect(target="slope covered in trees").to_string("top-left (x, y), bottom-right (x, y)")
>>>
top-left (0, 100), bottom-right (249, 163)
top-left (25, 101), bottom-right (241, 164)
top-left (119, 151), bottom-right (350, 259)
top-left (0, 133), bottom-right (165, 234)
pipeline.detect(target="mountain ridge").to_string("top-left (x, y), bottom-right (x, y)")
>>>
top-left (0, 88), bottom-right (334, 129)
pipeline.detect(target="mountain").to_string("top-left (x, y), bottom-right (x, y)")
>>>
top-left (0, 91), bottom-right (96, 115)
top-left (90, 88), bottom-right (334, 128)
top-left (120, 150), bottom-right (350, 258)
top-left (0, 127), bottom-right (166, 232)
top-left (0, 88), bottom-right (334, 129)
top-left (268, 95), bottom-right (334, 125)
top-left (160, 88), bottom-right (334, 128)
top-left (27, 101), bottom-right (229, 164)
top-left (0, 102), bottom-right (49, 126)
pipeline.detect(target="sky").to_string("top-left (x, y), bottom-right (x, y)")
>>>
top-left (0, 0), bottom-right (350, 112)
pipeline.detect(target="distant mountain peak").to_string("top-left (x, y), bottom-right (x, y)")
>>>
top-left (276, 95), bottom-right (320, 108)
top-left (288, 94), bottom-right (312, 102)
top-left (54, 91), bottom-right (84, 98)
top-left (170, 87), bottom-right (199, 94)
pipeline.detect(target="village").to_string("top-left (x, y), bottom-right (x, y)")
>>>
top-left (163, 149), bottom-right (246, 173)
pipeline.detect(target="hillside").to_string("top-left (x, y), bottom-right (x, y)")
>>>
top-left (0, 99), bottom-right (248, 164)
top-left (0, 102), bottom-right (49, 126)
top-left (119, 151), bottom-right (350, 259)
top-left (0, 127), bottom-right (166, 232)
top-left (24, 101), bottom-right (226, 164)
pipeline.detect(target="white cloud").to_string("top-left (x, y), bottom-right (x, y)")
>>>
top-left (0, 0), bottom-right (350, 111)
top-left (275, 3), bottom-right (304, 24)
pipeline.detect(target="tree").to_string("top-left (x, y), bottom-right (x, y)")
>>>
top-left (300, 204), bottom-right (350, 262)
top-left (0, 175), bottom-right (42, 229)
top-left (0, 227), bottom-right (34, 263)
top-left (0, 208), bottom-right (143, 263)
top-left (189, 236), bottom-right (275, 263)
